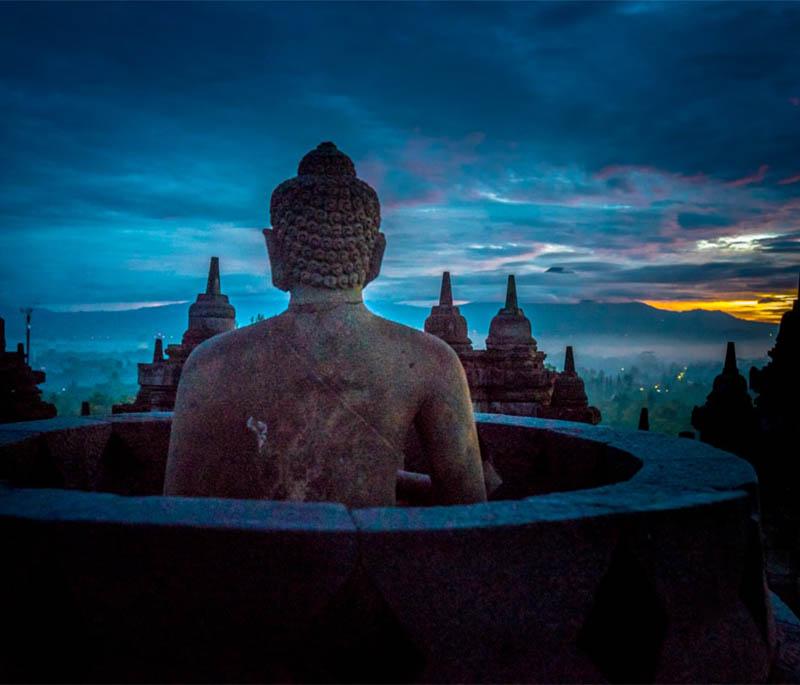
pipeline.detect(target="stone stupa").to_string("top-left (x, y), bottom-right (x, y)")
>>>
top-left (425, 273), bottom-right (599, 423)
top-left (691, 341), bottom-right (757, 459)
top-left (423, 271), bottom-right (473, 354)
top-left (113, 257), bottom-right (236, 413)
top-left (539, 346), bottom-right (601, 424)
top-left (0, 317), bottom-right (56, 423)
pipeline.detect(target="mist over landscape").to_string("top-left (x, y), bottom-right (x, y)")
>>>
top-left (2, 295), bottom-right (777, 436)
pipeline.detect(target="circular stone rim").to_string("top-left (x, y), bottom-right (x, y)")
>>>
top-left (0, 412), bottom-right (758, 534)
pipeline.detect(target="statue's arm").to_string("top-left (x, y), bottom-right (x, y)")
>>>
top-left (415, 345), bottom-right (487, 505)
top-left (163, 350), bottom-right (214, 496)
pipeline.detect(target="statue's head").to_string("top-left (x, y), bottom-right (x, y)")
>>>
top-left (265, 142), bottom-right (385, 292)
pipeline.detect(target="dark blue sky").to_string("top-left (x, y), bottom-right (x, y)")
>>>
top-left (2, 2), bottom-right (799, 320)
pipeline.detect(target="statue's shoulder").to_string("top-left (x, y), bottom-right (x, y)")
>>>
top-left (368, 312), bottom-right (464, 367)
top-left (181, 313), bottom-right (288, 383)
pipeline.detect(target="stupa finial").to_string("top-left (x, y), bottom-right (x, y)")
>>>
top-left (439, 272), bottom-right (454, 306)
top-left (564, 345), bottom-right (576, 374)
top-left (153, 337), bottom-right (164, 363)
top-left (505, 275), bottom-right (518, 311)
top-left (724, 341), bottom-right (738, 374)
top-left (206, 257), bottom-right (221, 296)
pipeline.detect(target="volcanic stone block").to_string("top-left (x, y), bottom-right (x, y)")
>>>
top-left (352, 502), bottom-right (619, 683)
top-left (636, 499), bottom-right (771, 683)
top-left (101, 413), bottom-right (173, 494)
top-left (0, 487), bottom-right (358, 683)
top-left (0, 414), bottom-right (778, 683)
top-left (578, 540), bottom-right (668, 683)
top-left (0, 417), bottom-right (111, 489)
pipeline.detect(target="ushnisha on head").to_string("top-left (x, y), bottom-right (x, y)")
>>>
top-left (265, 142), bottom-right (386, 292)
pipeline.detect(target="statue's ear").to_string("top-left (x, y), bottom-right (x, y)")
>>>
top-left (364, 232), bottom-right (386, 286)
top-left (264, 228), bottom-right (291, 292)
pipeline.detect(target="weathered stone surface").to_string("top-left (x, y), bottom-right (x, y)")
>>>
top-left (0, 416), bottom-right (111, 489)
top-left (0, 484), bottom-right (358, 683)
top-left (101, 412), bottom-right (173, 494)
top-left (423, 272), bottom-right (473, 353)
top-left (164, 143), bottom-right (489, 507)
top-left (0, 412), bottom-right (778, 682)
top-left (353, 506), bottom-right (615, 683)
top-left (270, 142), bottom-right (381, 291)
top-left (426, 275), bottom-right (601, 424)
top-left (539, 346), bottom-right (602, 424)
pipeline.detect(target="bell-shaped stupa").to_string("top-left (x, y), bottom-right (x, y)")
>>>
top-left (486, 276), bottom-right (538, 352)
top-left (423, 272), bottom-right (473, 353)
top-left (114, 257), bottom-right (236, 413)
top-left (539, 346), bottom-right (601, 424)
top-left (691, 341), bottom-right (757, 460)
top-left (181, 257), bottom-right (236, 350)
top-left (424, 273), bottom-right (598, 423)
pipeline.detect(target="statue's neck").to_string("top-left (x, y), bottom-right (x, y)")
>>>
top-left (288, 285), bottom-right (364, 311)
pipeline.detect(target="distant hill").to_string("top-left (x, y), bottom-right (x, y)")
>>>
top-left (461, 301), bottom-right (775, 341)
top-left (0, 304), bottom-right (193, 345)
top-left (1, 299), bottom-right (776, 347)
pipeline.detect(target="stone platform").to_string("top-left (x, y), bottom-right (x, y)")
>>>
top-left (0, 413), bottom-right (783, 683)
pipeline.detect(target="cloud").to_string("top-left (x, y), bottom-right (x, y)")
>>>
top-left (545, 266), bottom-right (574, 274)
top-left (677, 212), bottom-right (735, 230)
top-left (1, 2), bottom-right (799, 318)
top-left (725, 164), bottom-right (769, 188)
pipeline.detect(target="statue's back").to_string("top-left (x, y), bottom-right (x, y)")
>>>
top-left (164, 142), bottom-right (487, 507)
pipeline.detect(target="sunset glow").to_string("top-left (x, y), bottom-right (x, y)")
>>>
top-left (643, 292), bottom-right (796, 324)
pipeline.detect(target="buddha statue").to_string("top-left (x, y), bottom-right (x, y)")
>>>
top-left (164, 142), bottom-right (490, 507)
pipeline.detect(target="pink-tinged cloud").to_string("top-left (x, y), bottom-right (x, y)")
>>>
top-left (594, 164), bottom-right (662, 181)
top-left (383, 187), bottom-right (447, 211)
top-left (399, 131), bottom-right (486, 184)
top-left (790, 97), bottom-right (800, 107)
top-left (594, 165), bottom-right (707, 184)
top-left (726, 164), bottom-right (769, 188)
top-left (778, 173), bottom-right (800, 186)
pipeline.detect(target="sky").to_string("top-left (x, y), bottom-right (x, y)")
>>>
top-left (1, 2), bottom-right (799, 322)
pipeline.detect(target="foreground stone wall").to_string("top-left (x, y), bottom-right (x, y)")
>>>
top-left (0, 414), bottom-right (775, 683)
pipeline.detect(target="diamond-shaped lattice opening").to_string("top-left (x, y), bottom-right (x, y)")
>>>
top-left (578, 543), bottom-right (668, 683)
top-left (298, 564), bottom-right (426, 683)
